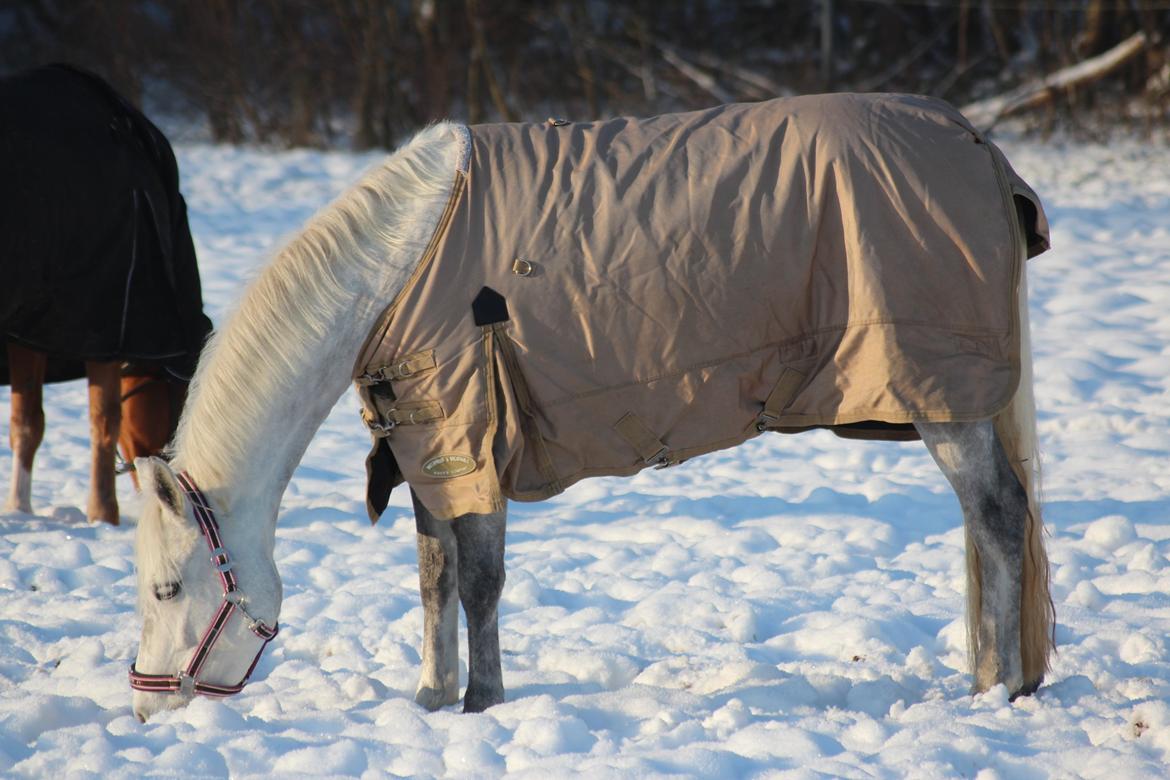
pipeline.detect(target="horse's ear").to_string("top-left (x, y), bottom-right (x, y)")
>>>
top-left (135, 456), bottom-right (187, 518)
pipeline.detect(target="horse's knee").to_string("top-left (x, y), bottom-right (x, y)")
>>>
top-left (7, 347), bottom-right (47, 460)
top-left (413, 492), bottom-right (458, 594)
top-left (8, 408), bottom-right (45, 460)
top-left (460, 562), bottom-right (505, 611)
top-left (456, 553), bottom-right (504, 624)
top-left (417, 533), bottom-right (458, 613)
top-left (454, 522), bottom-right (505, 609)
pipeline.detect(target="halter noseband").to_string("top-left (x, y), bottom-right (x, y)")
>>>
top-left (129, 471), bottom-right (279, 697)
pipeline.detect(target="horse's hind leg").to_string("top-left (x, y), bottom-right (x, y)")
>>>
top-left (452, 506), bottom-right (506, 712)
top-left (84, 360), bottom-right (121, 524)
top-left (411, 489), bottom-right (461, 709)
top-left (915, 419), bottom-right (1027, 697)
top-left (5, 343), bottom-right (46, 514)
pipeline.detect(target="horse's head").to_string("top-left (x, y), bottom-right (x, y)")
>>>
top-left (130, 457), bottom-right (280, 722)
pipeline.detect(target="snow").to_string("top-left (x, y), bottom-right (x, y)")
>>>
top-left (3, 136), bottom-right (1169, 778)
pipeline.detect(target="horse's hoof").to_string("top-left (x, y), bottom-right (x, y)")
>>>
top-left (1010, 676), bottom-right (1044, 701)
top-left (462, 686), bottom-right (503, 713)
top-left (87, 500), bottom-right (120, 525)
top-left (414, 685), bottom-right (458, 711)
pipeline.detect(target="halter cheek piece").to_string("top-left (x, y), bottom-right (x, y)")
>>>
top-left (128, 471), bottom-right (279, 697)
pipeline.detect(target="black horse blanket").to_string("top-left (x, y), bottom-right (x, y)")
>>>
top-left (0, 64), bottom-right (211, 384)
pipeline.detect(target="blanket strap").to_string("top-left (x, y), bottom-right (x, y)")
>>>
top-left (755, 367), bottom-right (806, 431)
top-left (361, 400), bottom-right (446, 437)
top-left (356, 350), bottom-right (436, 385)
top-left (614, 412), bottom-right (677, 468)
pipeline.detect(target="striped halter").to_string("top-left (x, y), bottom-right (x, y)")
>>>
top-left (129, 471), bottom-right (279, 697)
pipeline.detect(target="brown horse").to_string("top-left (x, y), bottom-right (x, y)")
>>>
top-left (4, 348), bottom-right (187, 523)
top-left (1, 64), bottom-right (211, 524)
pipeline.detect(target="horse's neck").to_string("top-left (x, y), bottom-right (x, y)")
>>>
top-left (174, 123), bottom-right (465, 543)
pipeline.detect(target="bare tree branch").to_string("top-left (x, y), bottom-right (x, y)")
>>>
top-left (962, 31), bottom-right (1149, 130)
top-left (656, 43), bottom-right (733, 105)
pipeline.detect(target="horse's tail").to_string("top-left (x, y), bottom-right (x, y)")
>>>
top-left (984, 230), bottom-right (1055, 690)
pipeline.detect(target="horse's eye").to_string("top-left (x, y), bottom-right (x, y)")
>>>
top-left (153, 581), bottom-right (182, 601)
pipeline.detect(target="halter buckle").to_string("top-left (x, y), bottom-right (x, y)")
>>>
top-left (115, 449), bottom-right (136, 475)
top-left (210, 546), bottom-right (233, 573)
top-left (178, 671), bottom-right (196, 697)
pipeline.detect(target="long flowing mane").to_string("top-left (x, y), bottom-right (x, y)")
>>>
top-left (171, 122), bottom-right (464, 487)
top-left (136, 123), bottom-right (463, 597)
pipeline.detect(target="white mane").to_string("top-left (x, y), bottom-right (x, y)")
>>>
top-left (136, 122), bottom-right (463, 596)
top-left (171, 122), bottom-right (463, 489)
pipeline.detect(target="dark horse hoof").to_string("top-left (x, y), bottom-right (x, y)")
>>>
top-left (462, 688), bottom-right (503, 713)
top-left (1009, 676), bottom-right (1044, 701)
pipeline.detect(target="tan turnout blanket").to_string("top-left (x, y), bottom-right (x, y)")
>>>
top-left (356, 93), bottom-right (1050, 521)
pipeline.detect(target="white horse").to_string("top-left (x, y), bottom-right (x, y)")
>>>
top-left (130, 117), bottom-right (1054, 722)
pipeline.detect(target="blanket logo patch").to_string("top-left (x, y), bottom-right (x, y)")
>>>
top-left (422, 454), bottom-right (477, 479)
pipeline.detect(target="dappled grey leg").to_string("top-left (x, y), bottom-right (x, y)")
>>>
top-left (915, 419), bottom-right (1027, 696)
top-left (452, 507), bottom-right (507, 712)
top-left (412, 490), bottom-right (461, 710)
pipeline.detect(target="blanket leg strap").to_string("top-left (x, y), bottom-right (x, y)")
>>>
top-left (755, 367), bottom-right (806, 432)
top-left (614, 412), bottom-right (675, 468)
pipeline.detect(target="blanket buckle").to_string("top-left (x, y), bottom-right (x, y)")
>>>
top-left (367, 419), bottom-right (397, 437)
top-left (755, 412), bottom-right (778, 433)
top-left (755, 367), bottom-right (807, 432)
top-left (356, 367), bottom-right (388, 386)
top-left (645, 446), bottom-right (669, 467)
top-left (360, 408), bottom-right (397, 438)
top-left (647, 446), bottom-right (685, 469)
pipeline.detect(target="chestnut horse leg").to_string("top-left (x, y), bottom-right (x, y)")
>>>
top-left (118, 373), bottom-right (180, 490)
top-left (85, 360), bottom-right (121, 524)
top-left (5, 343), bottom-right (47, 514)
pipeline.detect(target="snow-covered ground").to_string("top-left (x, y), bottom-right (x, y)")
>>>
top-left (2, 135), bottom-right (1168, 779)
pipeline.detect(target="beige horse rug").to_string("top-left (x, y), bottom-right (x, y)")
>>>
top-left (355, 93), bottom-right (1050, 521)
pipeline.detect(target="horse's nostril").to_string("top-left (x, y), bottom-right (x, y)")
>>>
top-left (135, 710), bottom-right (146, 724)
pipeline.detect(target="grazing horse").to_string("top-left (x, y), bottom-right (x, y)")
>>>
top-left (1, 65), bottom-right (211, 524)
top-left (129, 94), bottom-right (1054, 722)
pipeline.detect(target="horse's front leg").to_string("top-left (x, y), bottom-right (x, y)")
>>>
top-left (5, 343), bottom-right (46, 514)
top-left (84, 360), bottom-right (121, 524)
top-left (916, 420), bottom-right (1027, 696)
top-left (452, 505), bottom-right (506, 713)
top-left (411, 490), bottom-right (461, 709)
